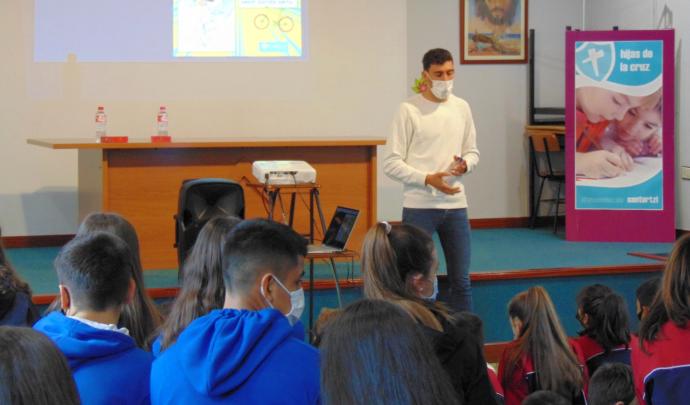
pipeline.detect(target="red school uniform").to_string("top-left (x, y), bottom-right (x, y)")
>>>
top-left (573, 334), bottom-right (636, 376)
top-left (498, 338), bottom-right (589, 405)
top-left (632, 321), bottom-right (690, 405)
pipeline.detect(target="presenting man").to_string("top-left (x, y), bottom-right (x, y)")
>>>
top-left (383, 48), bottom-right (479, 312)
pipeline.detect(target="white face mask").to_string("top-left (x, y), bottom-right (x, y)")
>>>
top-left (422, 277), bottom-right (439, 302)
top-left (261, 274), bottom-right (305, 325)
top-left (430, 79), bottom-right (454, 100)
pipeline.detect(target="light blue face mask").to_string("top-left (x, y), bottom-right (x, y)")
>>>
top-left (422, 277), bottom-right (439, 302)
top-left (261, 274), bottom-right (305, 326)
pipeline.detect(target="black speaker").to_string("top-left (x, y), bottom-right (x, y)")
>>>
top-left (174, 178), bottom-right (245, 271)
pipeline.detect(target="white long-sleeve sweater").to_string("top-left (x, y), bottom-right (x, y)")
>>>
top-left (383, 93), bottom-right (480, 209)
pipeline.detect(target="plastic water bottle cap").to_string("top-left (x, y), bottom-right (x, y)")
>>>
top-left (97, 106), bottom-right (104, 111)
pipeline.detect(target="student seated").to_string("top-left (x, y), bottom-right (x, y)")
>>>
top-left (0, 326), bottom-right (80, 405)
top-left (635, 277), bottom-right (660, 321)
top-left (33, 232), bottom-right (153, 404)
top-left (320, 299), bottom-right (459, 405)
top-left (588, 363), bottom-right (636, 405)
top-left (360, 222), bottom-right (497, 404)
top-left (151, 219), bottom-right (319, 404)
top-left (522, 390), bottom-right (570, 405)
top-left (154, 215), bottom-right (242, 355)
top-left (573, 284), bottom-right (634, 375)
top-left (0, 225), bottom-right (39, 326)
top-left (633, 234), bottom-right (690, 404)
top-left (498, 286), bottom-right (588, 405)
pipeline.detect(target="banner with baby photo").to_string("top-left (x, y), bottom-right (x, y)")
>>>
top-left (565, 29), bottom-right (675, 242)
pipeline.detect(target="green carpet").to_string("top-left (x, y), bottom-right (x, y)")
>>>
top-left (6, 228), bottom-right (670, 295)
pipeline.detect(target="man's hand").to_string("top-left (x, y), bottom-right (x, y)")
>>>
top-left (448, 155), bottom-right (467, 176)
top-left (425, 172), bottom-right (461, 194)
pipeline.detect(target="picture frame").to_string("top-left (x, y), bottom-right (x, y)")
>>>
top-left (460, 0), bottom-right (528, 64)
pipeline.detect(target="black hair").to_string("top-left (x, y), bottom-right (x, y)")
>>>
top-left (636, 277), bottom-right (661, 309)
top-left (588, 363), bottom-right (635, 405)
top-left (1, 225), bottom-right (38, 325)
top-left (74, 212), bottom-right (163, 350)
top-left (522, 390), bottom-right (570, 405)
top-left (222, 219), bottom-right (307, 293)
top-left (159, 215), bottom-right (242, 351)
top-left (0, 326), bottom-right (79, 405)
top-left (320, 299), bottom-right (460, 405)
top-left (576, 285), bottom-right (631, 353)
top-left (55, 232), bottom-right (134, 311)
top-left (423, 48), bottom-right (454, 71)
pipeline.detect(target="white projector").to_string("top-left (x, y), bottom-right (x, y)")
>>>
top-left (252, 161), bottom-right (317, 185)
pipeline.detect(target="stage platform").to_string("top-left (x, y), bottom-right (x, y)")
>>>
top-left (7, 228), bottom-right (672, 345)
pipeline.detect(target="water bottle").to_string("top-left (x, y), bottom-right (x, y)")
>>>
top-left (157, 106), bottom-right (168, 136)
top-left (95, 106), bottom-right (107, 139)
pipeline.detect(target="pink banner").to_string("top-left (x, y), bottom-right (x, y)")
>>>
top-left (565, 29), bottom-right (675, 242)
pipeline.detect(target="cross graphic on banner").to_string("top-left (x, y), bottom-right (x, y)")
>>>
top-left (583, 48), bottom-right (605, 77)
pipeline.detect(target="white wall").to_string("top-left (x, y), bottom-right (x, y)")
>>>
top-left (0, 0), bottom-right (407, 236)
top-left (404, 0), bottom-right (583, 220)
top-left (585, 0), bottom-right (690, 230)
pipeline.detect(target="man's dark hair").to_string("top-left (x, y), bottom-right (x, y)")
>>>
top-left (522, 390), bottom-right (570, 405)
top-left (636, 277), bottom-right (661, 308)
top-left (55, 232), bottom-right (134, 311)
top-left (588, 363), bottom-right (635, 405)
top-left (222, 219), bottom-right (307, 293)
top-left (423, 48), bottom-right (454, 71)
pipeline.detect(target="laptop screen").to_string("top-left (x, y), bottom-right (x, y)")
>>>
top-left (322, 206), bottom-right (360, 249)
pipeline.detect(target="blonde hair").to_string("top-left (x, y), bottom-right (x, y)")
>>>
top-left (361, 223), bottom-right (451, 332)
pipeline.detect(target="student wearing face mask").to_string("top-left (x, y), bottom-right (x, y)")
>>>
top-left (361, 222), bottom-right (497, 404)
top-left (383, 48), bottom-right (480, 314)
top-left (150, 219), bottom-right (319, 405)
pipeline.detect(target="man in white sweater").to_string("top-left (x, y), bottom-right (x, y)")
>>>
top-left (383, 48), bottom-right (479, 312)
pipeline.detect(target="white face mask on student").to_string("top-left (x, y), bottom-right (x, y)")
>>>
top-left (430, 79), bottom-right (454, 100)
top-left (422, 277), bottom-right (439, 302)
top-left (261, 275), bottom-right (305, 326)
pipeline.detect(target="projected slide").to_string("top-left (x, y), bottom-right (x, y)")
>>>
top-left (173, 0), bottom-right (302, 58)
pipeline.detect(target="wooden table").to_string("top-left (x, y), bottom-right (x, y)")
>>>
top-left (524, 125), bottom-right (566, 221)
top-left (28, 137), bottom-right (385, 269)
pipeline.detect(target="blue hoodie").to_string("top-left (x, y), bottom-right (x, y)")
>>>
top-left (151, 308), bottom-right (320, 404)
top-left (34, 311), bottom-right (153, 405)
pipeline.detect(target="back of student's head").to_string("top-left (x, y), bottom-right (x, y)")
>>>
top-left (640, 234), bottom-right (690, 345)
top-left (56, 232), bottom-right (134, 311)
top-left (361, 222), bottom-right (447, 331)
top-left (222, 219), bottom-right (307, 294)
top-left (0, 326), bottom-right (79, 405)
top-left (320, 299), bottom-right (459, 405)
top-left (160, 215), bottom-right (242, 350)
top-left (635, 277), bottom-right (661, 317)
top-left (76, 212), bottom-right (162, 349)
top-left (588, 363), bottom-right (635, 405)
top-left (505, 286), bottom-right (583, 399)
top-left (577, 285), bottom-right (631, 351)
top-left (0, 225), bottom-right (32, 299)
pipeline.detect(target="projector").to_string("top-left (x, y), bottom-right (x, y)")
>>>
top-left (252, 161), bottom-right (317, 185)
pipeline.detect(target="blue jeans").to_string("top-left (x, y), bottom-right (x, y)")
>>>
top-left (402, 207), bottom-right (472, 312)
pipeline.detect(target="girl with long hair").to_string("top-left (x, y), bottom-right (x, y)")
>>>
top-left (573, 284), bottom-right (633, 375)
top-left (320, 299), bottom-right (459, 405)
top-left (498, 286), bottom-right (588, 405)
top-left (361, 222), bottom-right (497, 404)
top-left (0, 225), bottom-right (39, 326)
top-left (47, 212), bottom-right (164, 350)
top-left (155, 215), bottom-right (242, 354)
top-left (0, 326), bottom-right (80, 405)
top-left (633, 234), bottom-right (690, 404)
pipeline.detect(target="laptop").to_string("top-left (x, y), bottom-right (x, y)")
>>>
top-left (308, 206), bottom-right (360, 254)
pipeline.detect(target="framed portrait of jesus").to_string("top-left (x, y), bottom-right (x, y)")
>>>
top-left (460, 0), bottom-right (528, 64)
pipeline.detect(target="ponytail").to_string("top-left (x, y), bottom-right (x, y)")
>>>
top-left (503, 287), bottom-right (583, 399)
top-left (577, 285), bottom-right (631, 352)
top-left (361, 223), bottom-right (449, 331)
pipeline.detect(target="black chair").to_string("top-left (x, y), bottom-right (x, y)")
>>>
top-left (174, 178), bottom-right (244, 276)
top-left (529, 132), bottom-right (565, 233)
